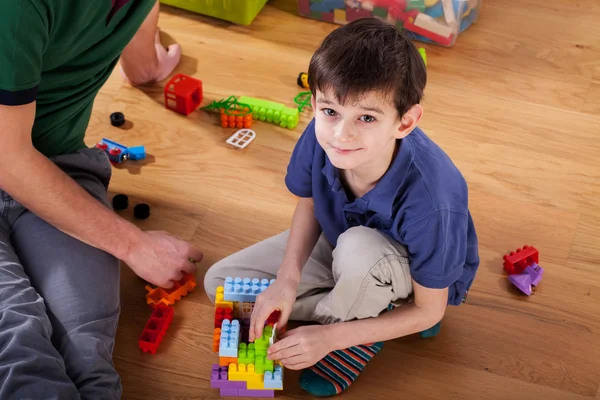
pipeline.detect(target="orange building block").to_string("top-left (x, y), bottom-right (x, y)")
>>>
top-left (145, 272), bottom-right (197, 308)
top-left (213, 328), bottom-right (221, 353)
top-left (220, 106), bottom-right (253, 129)
top-left (219, 356), bottom-right (237, 367)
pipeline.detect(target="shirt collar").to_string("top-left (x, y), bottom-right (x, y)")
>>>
top-left (321, 133), bottom-right (414, 218)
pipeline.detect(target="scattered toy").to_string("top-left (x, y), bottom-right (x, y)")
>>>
top-left (110, 112), bottom-right (125, 127)
top-left (226, 129), bottom-right (256, 149)
top-left (133, 203), bottom-right (150, 220)
top-left (503, 245), bottom-right (543, 296)
top-left (95, 138), bottom-right (146, 164)
top-left (112, 194), bottom-right (129, 210)
top-left (164, 73), bottom-right (203, 115)
top-left (297, 72), bottom-right (309, 89)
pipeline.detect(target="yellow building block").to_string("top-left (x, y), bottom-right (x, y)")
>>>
top-left (424, 0), bottom-right (438, 6)
top-left (228, 363), bottom-right (264, 387)
top-left (334, 9), bottom-right (346, 24)
top-left (215, 286), bottom-right (233, 310)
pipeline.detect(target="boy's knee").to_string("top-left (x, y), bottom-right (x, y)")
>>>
top-left (335, 226), bottom-right (407, 266)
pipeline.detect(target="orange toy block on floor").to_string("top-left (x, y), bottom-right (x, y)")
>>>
top-left (164, 73), bottom-right (203, 115)
top-left (220, 106), bottom-right (253, 129)
top-left (145, 272), bottom-right (197, 307)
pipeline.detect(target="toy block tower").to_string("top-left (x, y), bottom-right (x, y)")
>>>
top-left (164, 73), bottom-right (203, 115)
top-left (211, 276), bottom-right (284, 397)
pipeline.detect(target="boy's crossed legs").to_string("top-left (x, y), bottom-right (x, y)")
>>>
top-left (204, 226), bottom-right (415, 396)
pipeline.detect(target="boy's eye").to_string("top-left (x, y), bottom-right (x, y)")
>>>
top-left (323, 108), bottom-right (337, 117)
top-left (360, 115), bottom-right (376, 123)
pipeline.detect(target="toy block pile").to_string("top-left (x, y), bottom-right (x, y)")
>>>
top-left (503, 245), bottom-right (544, 296)
top-left (139, 272), bottom-right (197, 354)
top-left (211, 276), bottom-right (284, 397)
top-left (297, 0), bottom-right (483, 47)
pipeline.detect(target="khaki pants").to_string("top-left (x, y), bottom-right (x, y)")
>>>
top-left (204, 226), bottom-right (413, 325)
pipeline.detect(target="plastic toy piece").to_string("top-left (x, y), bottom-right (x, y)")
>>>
top-left (95, 138), bottom-right (146, 164)
top-left (254, 325), bottom-right (273, 357)
top-left (213, 328), bottom-right (221, 352)
top-left (508, 262), bottom-right (544, 296)
top-left (503, 245), bottom-right (539, 275)
top-left (134, 203), bottom-right (150, 220)
top-left (237, 389), bottom-right (274, 398)
top-left (237, 96), bottom-right (299, 129)
top-left (265, 310), bottom-right (281, 326)
top-left (297, 72), bottom-right (309, 89)
top-left (164, 73), bottom-right (203, 115)
top-left (110, 112), bottom-right (125, 127)
top-left (228, 363), bottom-right (264, 388)
top-left (226, 129), bottom-right (256, 149)
top-left (294, 91), bottom-right (312, 112)
top-left (138, 304), bottom-right (174, 354)
top-left (264, 365), bottom-right (283, 390)
top-left (145, 272), bottom-right (197, 307)
top-left (419, 47), bottom-right (427, 66)
top-left (112, 194), bottom-right (129, 210)
top-left (219, 319), bottom-right (241, 357)
top-left (215, 286), bottom-right (234, 310)
top-left (219, 356), bottom-right (237, 367)
top-left (215, 307), bottom-right (234, 328)
top-left (223, 277), bottom-right (275, 302)
top-left (404, 13), bottom-right (455, 46)
top-left (221, 106), bottom-right (253, 129)
top-left (211, 365), bottom-right (230, 389)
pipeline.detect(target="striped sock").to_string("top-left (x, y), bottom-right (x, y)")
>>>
top-left (299, 342), bottom-right (384, 396)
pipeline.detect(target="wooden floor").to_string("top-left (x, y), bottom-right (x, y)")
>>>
top-left (87, 0), bottom-right (600, 398)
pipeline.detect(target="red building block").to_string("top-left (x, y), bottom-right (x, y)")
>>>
top-left (215, 307), bottom-right (234, 328)
top-left (139, 304), bottom-right (174, 354)
top-left (503, 245), bottom-right (539, 275)
top-left (298, 0), bottom-right (310, 16)
top-left (346, 7), bottom-right (372, 22)
top-left (164, 73), bottom-right (203, 115)
top-left (265, 310), bottom-right (281, 326)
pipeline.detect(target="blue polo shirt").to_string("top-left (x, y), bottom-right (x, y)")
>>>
top-left (285, 119), bottom-right (479, 306)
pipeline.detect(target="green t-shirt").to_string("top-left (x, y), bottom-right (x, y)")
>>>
top-left (0, 0), bottom-right (155, 157)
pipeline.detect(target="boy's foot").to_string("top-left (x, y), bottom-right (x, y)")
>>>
top-left (419, 321), bottom-right (442, 338)
top-left (299, 342), bottom-right (383, 396)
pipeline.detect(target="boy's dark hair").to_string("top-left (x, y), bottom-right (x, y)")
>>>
top-left (308, 17), bottom-right (426, 118)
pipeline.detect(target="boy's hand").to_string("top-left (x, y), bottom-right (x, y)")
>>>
top-left (267, 325), bottom-right (334, 370)
top-left (249, 275), bottom-right (298, 342)
top-left (123, 230), bottom-right (203, 288)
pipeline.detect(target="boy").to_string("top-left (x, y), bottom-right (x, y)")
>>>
top-left (204, 17), bottom-right (479, 396)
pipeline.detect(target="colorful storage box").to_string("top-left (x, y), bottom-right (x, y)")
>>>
top-left (160, 0), bottom-right (268, 25)
top-left (297, 0), bottom-right (482, 47)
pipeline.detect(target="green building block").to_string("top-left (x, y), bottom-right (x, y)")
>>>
top-left (238, 343), bottom-right (256, 366)
top-left (373, 7), bottom-right (388, 18)
top-left (238, 96), bottom-right (299, 129)
top-left (406, 0), bottom-right (426, 12)
top-left (255, 356), bottom-right (274, 374)
top-left (310, 11), bottom-right (322, 19)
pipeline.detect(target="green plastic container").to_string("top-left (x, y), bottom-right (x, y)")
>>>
top-left (159, 0), bottom-right (268, 25)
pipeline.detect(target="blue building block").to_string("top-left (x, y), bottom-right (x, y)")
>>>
top-left (127, 146), bottom-right (146, 160)
top-left (219, 319), bottom-right (241, 358)
top-left (263, 365), bottom-right (283, 390)
top-left (223, 277), bottom-right (275, 302)
top-left (96, 138), bottom-right (146, 163)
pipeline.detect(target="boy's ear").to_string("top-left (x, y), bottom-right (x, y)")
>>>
top-left (395, 104), bottom-right (423, 139)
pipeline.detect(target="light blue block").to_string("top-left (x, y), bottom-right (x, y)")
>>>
top-left (263, 365), bottom-right (283, 389)
top-left (223, 277), bottom-right (275, 302)
top-left (219, 319), bottom-right (241, 357)
top-left (425, 2), bottom-right (444, 18)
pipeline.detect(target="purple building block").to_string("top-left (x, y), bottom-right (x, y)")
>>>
top-left (508, 262), bottom-right (544, 295)
top-left (229, 381), bottom-right (247, 389)
top-left (238, 389), bottom-right (275, 398)
top-left (211, 365), bottom-right (229, 389)
top-left (220, 388), bottom-right (240, 397)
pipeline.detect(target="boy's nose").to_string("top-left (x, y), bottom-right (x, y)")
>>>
top-left (334, 121), bottom-right (357, 141)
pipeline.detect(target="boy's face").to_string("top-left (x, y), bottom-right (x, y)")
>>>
top-left (311, 89), bottom-right (408, 171)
